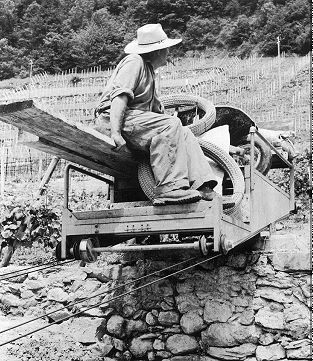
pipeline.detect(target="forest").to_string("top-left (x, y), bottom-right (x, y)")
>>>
top-left (0, 0), bottom-right (311, 79)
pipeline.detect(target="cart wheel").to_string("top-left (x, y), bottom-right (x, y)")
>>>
top-left (199, 235), bottom-right (209, 256)
top-left (239, 137), bottom-right (272, 175)
top-left (77, 239), bottom-right (99, 263)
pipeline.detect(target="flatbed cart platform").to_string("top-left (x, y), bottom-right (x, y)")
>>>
top-left (0, 100), bottom-right (295, 262)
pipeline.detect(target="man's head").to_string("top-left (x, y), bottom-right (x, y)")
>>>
top-left (141, 47), bottom-right (169, 68)
top-left (124, 24), bottom-right (181, 55)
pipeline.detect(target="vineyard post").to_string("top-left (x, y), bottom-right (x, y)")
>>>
top-left (277, 36), bottom-right (282, 92)
top-left (0, 147), bottom-right (5, 197)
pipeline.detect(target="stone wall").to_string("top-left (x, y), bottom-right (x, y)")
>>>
top-left (0, 232), bottom-right (311, 361)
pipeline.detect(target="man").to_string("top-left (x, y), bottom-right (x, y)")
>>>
top-left (95, 23), bottom-right (217, 206)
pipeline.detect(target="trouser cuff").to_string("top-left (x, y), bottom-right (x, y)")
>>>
top-left (154, 179), bottom-right (189, 196)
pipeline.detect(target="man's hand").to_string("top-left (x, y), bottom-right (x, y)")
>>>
top-left (111, 132), bottom-right (126, 150)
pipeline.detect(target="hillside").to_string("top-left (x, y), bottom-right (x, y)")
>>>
top-left (0, 0), bottom-right (310, 79)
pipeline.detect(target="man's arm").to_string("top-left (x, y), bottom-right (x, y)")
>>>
top-left (110, 94), bottom-right (128, 148)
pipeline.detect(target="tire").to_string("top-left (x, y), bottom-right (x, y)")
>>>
top-left (138, 139), bottom-right (245, 215)
top-left (160, 93), bottom-right (216, 136)
top-left (239, 137), bottom-right (272, 175)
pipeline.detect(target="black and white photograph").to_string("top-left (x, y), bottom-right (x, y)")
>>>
top-left (0, 1), bottom-right (310, 360)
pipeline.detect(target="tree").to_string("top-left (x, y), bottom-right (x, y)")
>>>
top-left (0, 38), bottom-right (20, 79)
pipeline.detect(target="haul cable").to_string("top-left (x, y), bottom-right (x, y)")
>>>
top-left (0, 254), bottom-right (222, 347)
top-left (0, 260), bottom-right (75, 281)
top-left (0, 255), bottom-right (199, 338)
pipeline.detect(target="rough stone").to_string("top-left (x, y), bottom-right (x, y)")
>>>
top-left (180, 309), bottom-right (205, 334)
top-left (171, 356), bottom-right (202, 361)
top-left (207, 343), bottom-right (257, 360)
top-left (285, 339), bottom-right (310, 359)
top-left (147, 350), bottom-right (155, 361)
top-left (176, 293), bottom-right (201, 314)
top-left (270, 251), bottom-right (310, 272)
top-left (23, 298), bottom-right (38, 308)
top-left (232, 296), bottom-right (251, 307)
top-left (47, 288), bottom-right (68, 303)
top-left (7, 284), bottom-right (21, 295)
top-left (166, 334), bottom-right (198, 355)
top-left (101, 265), bottom-right (122, 280)
top-left (126, 319), bottom-right (147, 335)
top-left (283, 303), bottom-right (310, 339)
top-left (107, 315), bottom-right (125, 337)
top-left (226, 253), bottom-right (249, 269)
top-left (153, 339), bottom-right (164, 351)
top-left (81, 307), bottom-right (104, 317)
top-left (121, 266), bottom-right (138, 279)
top-left (253, 297), bottom-right (267, 311)
top-left (283, 302), bottom-right (310, 323)
top-left (256, 287), bottom-right (292, 304)
top-left (158, 311), bottom-right (180, 326)
top-left (0, 293), bottom-right (23, 307)
top-left (138, 333), bottom-right (159, 340)
top-left (259, 333), bottom-right (274, 346)
top-left (176, 279), bottom-right (195, 294)
top-left (77, 279), bottom-right (101, 295)
top-left (129, 337), bottom-right (153, 358)
top-left (122, 350), bottom-right (132, 360)
top-left (255, 307), bottom-right (284, 330)
top-left (64, 317), bottom-right (102, 344)
top-left (98, 335), bottom-right (114, 356)
top-left (112, 337), bottom-right (124, 351)
top-left (47, 309), bottom-right (72, 323)
top-left (202, 323), bottom-right (260, 347)
top-left (24, 279), bottom-right (46, 291)
top-left (255, 344), bottom-right (286, 361)
top-left (162, 325), bottom-right (182, 334)
top-left (203, 300), bottom-right (232, 323)
top-left (299, 283), bottom-right (310, 298)
top-left (239, 310), bottom-right (255, 325)
top-left (20, 289), bottom-right (34, 299)
top-left (256, 275), bottom-right (293, 289)
top-left (146, 312), bottom-right (158, 326)
top-left (253, 263), bottom-right (276, 278)
top-left (156, 350), bottom-right (172, 358)
top-left (141, 278), bottom-right (174, 308)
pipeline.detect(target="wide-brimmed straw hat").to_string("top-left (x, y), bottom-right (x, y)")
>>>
top-left (124, 23), bottom-right (182, 54)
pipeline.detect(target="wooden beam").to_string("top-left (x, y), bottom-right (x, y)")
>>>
top-left (0, 100), bottom-right (138, 178)
top-left (21, 137), bottom-right (132, 178)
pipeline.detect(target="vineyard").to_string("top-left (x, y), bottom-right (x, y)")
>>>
top-left (0, 53), bottom-right (310, 188)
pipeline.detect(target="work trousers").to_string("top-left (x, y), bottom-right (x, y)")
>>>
top-left (122, 110), bottom-right (217, 196)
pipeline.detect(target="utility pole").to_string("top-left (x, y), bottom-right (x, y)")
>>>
top-left (277, 36), bottom-right (281, 92)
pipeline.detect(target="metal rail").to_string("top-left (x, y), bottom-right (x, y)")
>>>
top-left (249, 126), bottom-right (295, 208)
top-left (64, 164), bottom-right (114, 209)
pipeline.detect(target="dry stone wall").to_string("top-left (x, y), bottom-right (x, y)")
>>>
top-left (0, 233), bottom-right (311, 361)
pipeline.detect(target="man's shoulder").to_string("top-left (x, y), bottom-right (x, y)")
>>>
top-left (120, 53), bottom-right (144, 67)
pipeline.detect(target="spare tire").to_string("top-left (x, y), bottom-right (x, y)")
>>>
top-left (239, 137), bottom-right (272, 175)
top-left (138, 139), bottom-right (245, 215)
top-left (160, 93), bottom-right (216, 136)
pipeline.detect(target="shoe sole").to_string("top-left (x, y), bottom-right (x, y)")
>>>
top-left (153, 194), bottom-right (201, 206)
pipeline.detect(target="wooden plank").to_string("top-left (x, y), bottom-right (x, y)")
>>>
top-left (21, 137), bottom-right (131, 178)
top-left (0, 100), bottom-right (138, 178)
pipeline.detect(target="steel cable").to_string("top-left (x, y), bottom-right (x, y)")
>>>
top-left (0, 255), bottom-right (199, 339)
top-left (0, 260), bottom-right (76, 281)
top-left (0, 254), bottom-right (222, 347)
